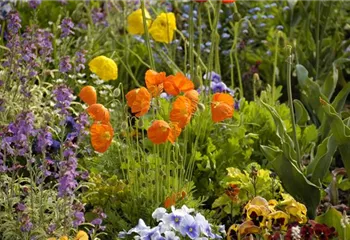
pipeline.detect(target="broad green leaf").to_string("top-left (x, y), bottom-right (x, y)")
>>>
top-left (316, 207), bottom-right (350, 239)
top-left (321, 101), bottom-right (350, 177)
top-left (261, 145), bottom-right (320, 219)
top-left (331, 82), bottom-right (350, 113)
top-left (306, 135), bottom-right (337, 184)
top-left (321, 64), bottom-right (338, 99)
top-left (260, 101), bottom-right (297, 163)
top-left (293, 99), bottom-right (309, 125)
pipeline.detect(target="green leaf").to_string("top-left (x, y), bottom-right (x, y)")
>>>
top-left (306, 135), bottom-right (337, 184)
top-left (316, 207), bottom-right (350, 239)
top-left (260, 101), bottom-right (297, 163)
top-left (321, 101), bottom-right (350, 177)
top-left (331, 82), bottom-right (350, 113)
top-left (293, 99), bottom-right (309, 125)
top-left (321, 64), bottom-right (338, 99)
top-left (261, 145), bottom-right (320, 219)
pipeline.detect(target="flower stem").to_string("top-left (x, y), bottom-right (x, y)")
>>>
top-left (141, 0), bottom-right (155, 70)
top-left (286, 46), bottom-right (301, 168)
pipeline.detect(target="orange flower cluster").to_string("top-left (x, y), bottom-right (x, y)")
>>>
top-left (211, 93), bottom-right (234, 123)
top-left (125, 69), bottom-right (199, 145)
top-left (164, 190), bottom-right (187, 208)
top-left (79, 86), bottom-right (114, 153)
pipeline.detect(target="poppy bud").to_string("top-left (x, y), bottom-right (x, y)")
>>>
top-left (197, 103), bottom-right (206, 112)
top-left (113, 88), bottom-right (121, 97)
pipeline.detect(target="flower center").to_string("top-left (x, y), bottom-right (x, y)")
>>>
top-left (189, 227), bottom-right (193, 232)
top-left (175, 217), bottom-right (179, 223)
top-left (103, 131), bottom-right (111, 140)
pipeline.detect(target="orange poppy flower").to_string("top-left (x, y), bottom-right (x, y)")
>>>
top-left (170, 96), bottom-right (192, 128)
top-left (90, 122), bottom-right (114, 153)
top-left (87, 104), bottom-right (110, 123)
top-left (164, 194), bottom-right (177, 208)
top-left (79, 86), bottom-right (97, 106)
top-left (222, 0), bottom-right (236, 3)
top-left (125, 87), bottom-right (152, 117)
top-left (184, 90), bottom-right (199, 114)
top-left (164, 72), bottom-right (194, 96)
top-left (145, 69), bottom-right (166, 97)
top-left (167, 122), bottom-right (182, 143)
top-left (147, 120), bottom-right (171, 144)
top-left (211, 93), bottom-right (234, 123)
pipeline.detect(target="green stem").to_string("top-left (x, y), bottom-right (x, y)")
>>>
top-left (315, 1), bottom-right (321, 80)
top-left (286, 46), bottom-right (301, 168)
top-left (189, 1), bottom-right (195, 80)
top-left (141, 0), bottom-right (155, 70)
top-left (272, 31), bottom-right (281, 103)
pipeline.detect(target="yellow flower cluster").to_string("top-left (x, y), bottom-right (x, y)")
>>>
top-left (47, 230), bottom-right (88, 240)
top-left (127, 9), bottom-right (177, 44)
top-left (89, 56), bottom-right (118, 81)
top-left (227, 196), bottom-right (307, 240)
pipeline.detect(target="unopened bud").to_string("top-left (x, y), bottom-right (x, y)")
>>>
top-left (113, 88), bottom-right (121, 97)
top-left (197, 103), bottom-right (206, 112)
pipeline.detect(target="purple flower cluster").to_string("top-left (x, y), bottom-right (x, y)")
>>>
top-left (120, 206), bottom-right (224, 240)
top-left (0, 111), bottom-right (36, 158)
top-left (91, 207), bottom-right (107, 230)
top-left (35, 127), bottom-right (53, 153)
top-left (58, 113), bottom-right (89, 198)
top-left (28, 0), bottom-right (41, 9)
top-left (60, 17), bottom-right (74, 38)
top-left (7, 11), bottom-right (21, 36)
top-left (199, 71), bottom-right (235, 95)
top-left (19, 213), bottom-right (34, 232)
top-left (59, 56), bottom-right (72, 73)
top-left (91, 8), bottom-right (108, 27)
top-left (53, 85), bottom-right (74, 116)
top-left (72, 202), bottom-right (85, 227)
top-left (75, 50), bottom-right (87, 72)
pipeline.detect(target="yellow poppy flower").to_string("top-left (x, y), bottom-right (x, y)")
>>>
top-left (127, 9), bottom-right (152, 35)
top-left (89, 56), bottom-right (118, 81)
top-left (149, 12), bottom-right (177, 43)
top-left (47, 236), bottom-right (68, 240)
top-left (74, 230), bottom-right (89, 240)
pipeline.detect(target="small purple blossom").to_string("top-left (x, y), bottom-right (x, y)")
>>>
top-left (91, 8), bottom-right (108, 27)
top-left (73, 211), bottom-right (85, 227)
top-left (7, 11), bottom-right (21, 36)
top-left (60, 17), bottom-right (74, 38)
top-left (75, 50), bottom-right (87, 72)
top-left (53, 85), bottom-right (74, 116)
top-left (59, 56), bottom-right (72, 73)
top-left (28, 0), bottom-right (41, 9)
top-left (35, 127), bottom-right (53, 153)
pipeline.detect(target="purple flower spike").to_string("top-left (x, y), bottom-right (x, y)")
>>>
top-left (60, 17), bottom-right (74, 38)
top-left (28, 0), bottom-right (41, 9)
top-left (59, 56), bottom-right (72, 73)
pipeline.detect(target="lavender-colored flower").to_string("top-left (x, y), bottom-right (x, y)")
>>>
top-left (35, 127), bottom-right (53, 153)
top-left (1, 111), bottom-right (36, 157)
top-left (75, 50), bottom-right (87, 72)
top-left (59, 0), bottom-right (68, 5)
top-left (28, 0), bottom-right (41, 9)
top-left (91, 8), bottom-right (108, 27)
top-left (203, 71), bottom-right (221, 83)
top-left (276, 25), bottom-right (284, 30)
top-left (152, 207), bottom-right (167, 221)
top-left (19, 214), bottom-right (34, 232)
top-left (127, 219), bottom-right (150, 234)
top-left (164, 231), bottom-right (180, 240)
top-left (47, 224), bottom-right (56, 234)
top-left (16, 203), bottom-right (27, 212)
top-left (179, 214), bottom-right (199, 239)
top-left (91, 218), bottom-right (102, 225)
top-left (59, 56), bottom-right (72, 73)
top-left (60, 17), bottom-right (74, 38)
top-left (6, 11), bottom-right (21, 36)
top-left (53, 85), bottom-right (74, 115)
top-left (73, 211), bottom-right (85, 227)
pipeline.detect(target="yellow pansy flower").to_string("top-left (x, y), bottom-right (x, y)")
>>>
top-left (89, 56), bottom-right (118, 81)
top-left (74, 230), bottom-right (89, 240)
top-left (149, 12), bottom-right (177, 43)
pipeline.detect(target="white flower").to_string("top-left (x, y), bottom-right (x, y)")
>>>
top-left (291, 225), bottom-right (301, 240)
top-left (127, 219), bottom-right (150, 234)
top-left (152, 207), bottom-right (167, 221)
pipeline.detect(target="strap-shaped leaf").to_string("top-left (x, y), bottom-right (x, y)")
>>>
top-left (293, 99), bottom-right (309, 125)
top-left (306, 135), bottom-right (337, 184)
top-left (261, 146), bottom-right (320, 219)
